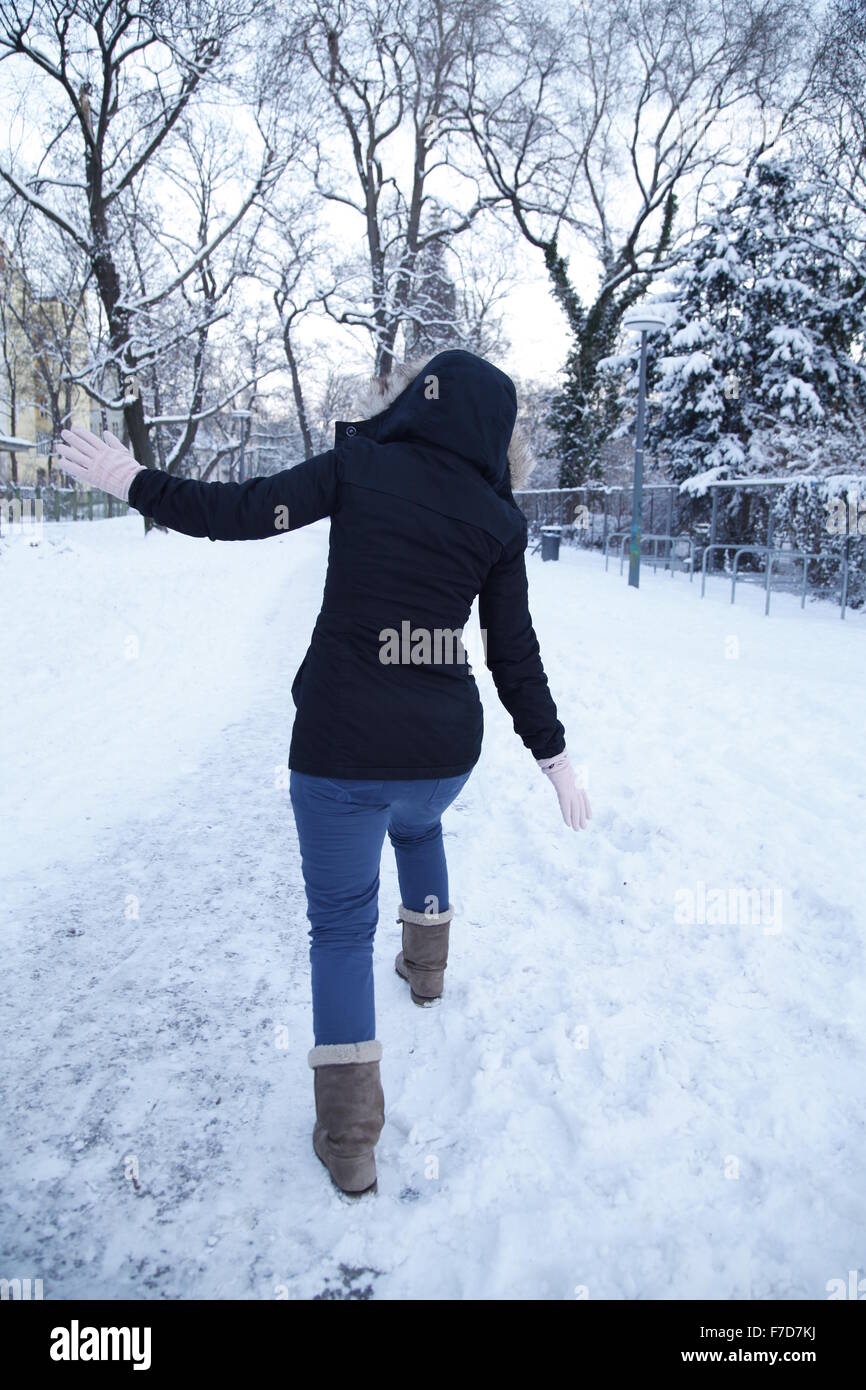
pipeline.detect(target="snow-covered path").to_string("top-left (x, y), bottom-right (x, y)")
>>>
top-left (2, 514), bottom-right (865, 1300)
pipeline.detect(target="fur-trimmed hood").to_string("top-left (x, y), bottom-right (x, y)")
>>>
top-left (343, 348), bottom-right (536, 491)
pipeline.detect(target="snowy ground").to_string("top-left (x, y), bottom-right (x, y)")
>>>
top-left (2, 511), bottom-right (865, 1300)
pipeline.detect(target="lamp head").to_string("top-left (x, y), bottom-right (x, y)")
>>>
top-left (622, 312), bottom-right (667, 335)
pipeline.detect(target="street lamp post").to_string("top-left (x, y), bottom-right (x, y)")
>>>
top-left (622, 312), bottom-right (667, 589)
top-left (230, 408), bottom-right (253, 484)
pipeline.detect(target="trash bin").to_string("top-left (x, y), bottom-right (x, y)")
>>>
top-left (541, 526), bottom-right (562, 562)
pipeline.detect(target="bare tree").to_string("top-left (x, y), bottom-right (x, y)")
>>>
top-left (0, 0), bottom-right (304, 496)
top-left (283, 0), bottom-right (505, 376)
top-left (247, 201), bottom-right (327, 461)
top-left (799, 0), bottom-right (866, 239)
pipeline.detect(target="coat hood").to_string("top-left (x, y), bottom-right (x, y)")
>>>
top-left (344, 348), bottom-right (536, 491)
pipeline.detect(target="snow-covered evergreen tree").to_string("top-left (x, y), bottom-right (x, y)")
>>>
top-left (647, 156), bottom-right (866, 485)
top-left (648, 224), bottom-right (749, 484)
top-left (742, 159), bottom-right (866, 471)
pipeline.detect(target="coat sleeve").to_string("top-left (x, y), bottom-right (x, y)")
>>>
top-left (127, 448), bottom-right (338, 541)
top-left (478, 526), bottom-right (566, 760)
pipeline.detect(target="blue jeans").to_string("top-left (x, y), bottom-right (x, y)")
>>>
top-left (289, 772), bottom-right (472, 1045)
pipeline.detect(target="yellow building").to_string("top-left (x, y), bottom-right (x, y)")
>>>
top-left (0, 236), bottom-right (96, 486)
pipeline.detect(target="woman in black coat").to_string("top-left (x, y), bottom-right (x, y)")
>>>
top-left (58, 348), bottom-right (591, 1196)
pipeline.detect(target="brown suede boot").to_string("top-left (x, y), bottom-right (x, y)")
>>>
top-left (308, 1041), bottom-right (385, 1196)
top-left (394, 903), bottom-right (454, 1005)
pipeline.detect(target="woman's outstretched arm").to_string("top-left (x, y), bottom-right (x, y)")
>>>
top-left (128, 449), bottom-right (337, 540)
top-left (58, 426), bottom-right (337, 541)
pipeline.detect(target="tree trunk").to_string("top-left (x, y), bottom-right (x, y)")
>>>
top-left (283, 328), bottom-right (314, 459)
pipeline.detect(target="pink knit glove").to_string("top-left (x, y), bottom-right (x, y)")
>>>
top-left (58, 426), bottom-right (145, 501)
top-left (536, 749), bottom-right (592, 830)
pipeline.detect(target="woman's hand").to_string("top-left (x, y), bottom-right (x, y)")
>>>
top-left (537, 749), bottom-right (592, 830)
top-left (58, 426), bottom-right (145, 502)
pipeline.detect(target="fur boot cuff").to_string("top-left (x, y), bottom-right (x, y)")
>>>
top-left (308, 1040), bottom-right (383, 1069)
top-left (397, 902), bottom-right (454, 927)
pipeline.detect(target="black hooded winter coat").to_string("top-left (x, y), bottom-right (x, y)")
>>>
top-left (127, 349), bottom-right (566, 778)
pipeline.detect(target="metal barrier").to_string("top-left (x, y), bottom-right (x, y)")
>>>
top-left (603, 529), bottom-right (629, 570)
top-left (0, 484), bottom-right (128, 529)
top-left (700, 543), bottom-right (812, 613)
top-left (729, 545), bottom-right (811, 616)
top-left (604, 530), bottom-right (695, 579)
top-left (700, 543), bottom-right (739, 598)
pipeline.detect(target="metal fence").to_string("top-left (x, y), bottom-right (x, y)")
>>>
top-left (518, 483), bottom-right (682, 552)
top-left (515, 480), bottom-right (866, 619)
top-left (0, 484), bottom-right (130, 532)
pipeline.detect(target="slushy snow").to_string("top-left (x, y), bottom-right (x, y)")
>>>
top-left (2, 513), bottom-right (864, 1300)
